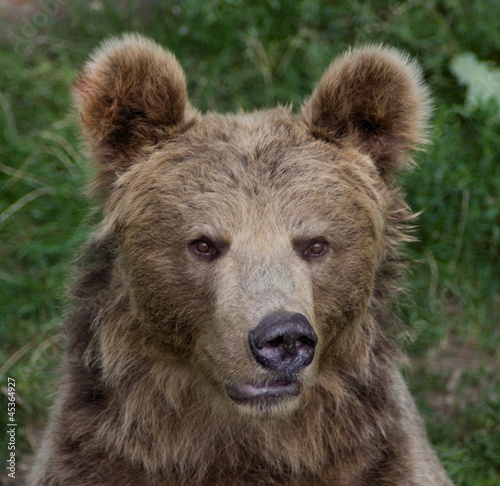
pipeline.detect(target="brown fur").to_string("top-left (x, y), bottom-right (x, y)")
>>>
top-left (30, 34), bottom-right (452, 485)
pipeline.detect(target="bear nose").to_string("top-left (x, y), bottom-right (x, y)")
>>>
top-left (248, 312), bottom-right (317, 377)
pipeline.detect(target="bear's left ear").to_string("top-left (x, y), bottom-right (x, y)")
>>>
top-left (302, 46), bottom-right (431, 177)
top-left (73, 33), bottom-right (197, 196)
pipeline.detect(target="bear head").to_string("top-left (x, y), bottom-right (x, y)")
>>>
top-left (73, 34), bottom-right (430, 418)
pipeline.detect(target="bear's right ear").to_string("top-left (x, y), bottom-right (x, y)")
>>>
top-left (301, 46), bottom-right (431, 179)
top-left (73, 33), bottom-right (196, 196)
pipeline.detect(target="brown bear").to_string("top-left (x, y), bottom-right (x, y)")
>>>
top-left (30, 33), bottom-right (453, 485)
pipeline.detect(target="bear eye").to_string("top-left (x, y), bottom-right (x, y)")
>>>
top-left (190, 238), bottom-right (219, 258)
top-left (303, 239), bottom-right (329, 258)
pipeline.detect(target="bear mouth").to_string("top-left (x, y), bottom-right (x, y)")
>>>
top-left (226, 380), bottom-right (299, 403)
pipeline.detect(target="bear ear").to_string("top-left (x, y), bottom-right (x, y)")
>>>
top-left (302, 45), bottom-right (431, 177)
top-left (73, 33), bottom-right (196, 196)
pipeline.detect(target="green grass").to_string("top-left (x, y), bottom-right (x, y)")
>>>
top-left (0, 1), bottom-right (498, 484)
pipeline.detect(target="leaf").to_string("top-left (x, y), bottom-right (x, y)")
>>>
top-left (450, 52), bottom-right (500, 115)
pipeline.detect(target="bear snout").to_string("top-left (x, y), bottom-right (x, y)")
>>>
top-left (248, 311), bottom-right (317, 378)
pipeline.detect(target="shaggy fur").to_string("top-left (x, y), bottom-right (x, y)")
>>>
top-left (30, 34), bottom-right (452, 485)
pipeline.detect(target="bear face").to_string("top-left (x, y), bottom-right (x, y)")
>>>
top-left (73, 34), bottom-right (430, 419)
top-left (103, 111), bottom-right (388, 417)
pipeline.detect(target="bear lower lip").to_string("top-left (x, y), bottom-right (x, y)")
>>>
top-left (226, 380), bottom-right (299, 403)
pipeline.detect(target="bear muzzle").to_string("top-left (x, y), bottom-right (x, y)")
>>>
top-left (248, 311), bottom-right (318, 376)
top-left (226, 312), bottom-right (317, 405)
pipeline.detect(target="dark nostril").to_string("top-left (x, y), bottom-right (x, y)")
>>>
top-left (268, 336), bottom-right (284, 348)
top-left (298, 336), bottom-right (316, 347)
top-left (248, 311), bottom-right (317, 376)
